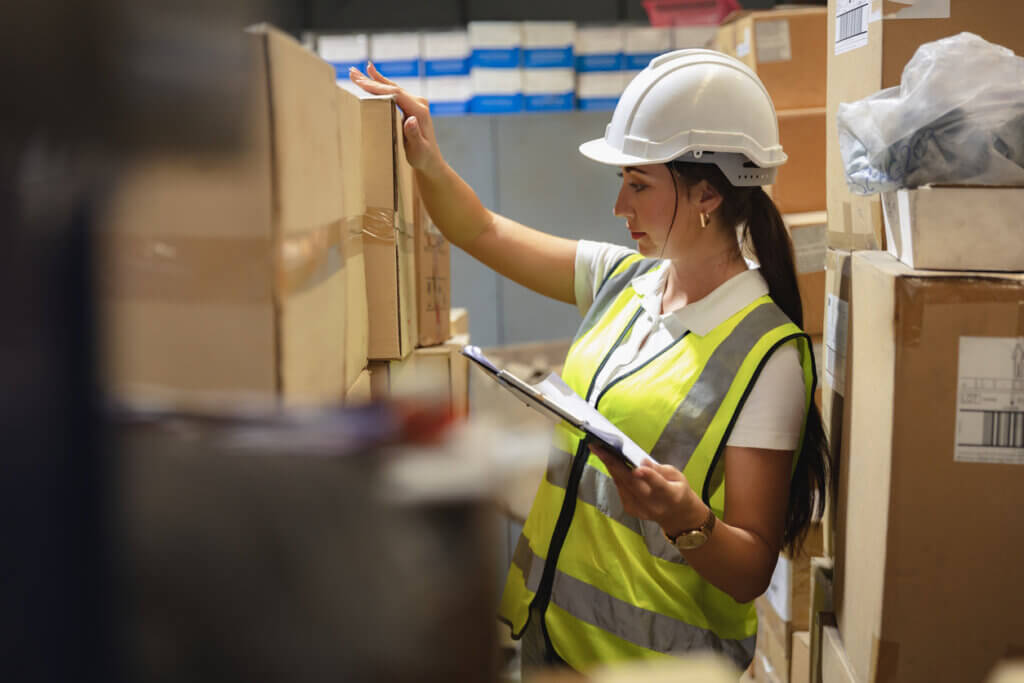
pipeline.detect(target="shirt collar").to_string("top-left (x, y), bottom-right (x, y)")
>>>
top-left (631, 263), bottom-right (770, 337)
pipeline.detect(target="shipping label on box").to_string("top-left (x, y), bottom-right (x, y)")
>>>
top-left (755, 19), bottom-right (792, 63)
top-left (824, 293), bottom-right (849, 397)
top-left (834, 0), bottom-right (871, 55)
top-left (955, 337), bottom-right (1024, 465)
top-left (414, 195), bottom-right (451, 348)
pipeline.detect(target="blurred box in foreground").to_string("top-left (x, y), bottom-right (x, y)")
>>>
top-left (102, 25), bottom-right (347, 409)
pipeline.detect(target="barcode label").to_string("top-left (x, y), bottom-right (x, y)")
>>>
top-left (835, 0), bottom-right (870, 55)
top-left (955, 337), bottom-right (1024, 465)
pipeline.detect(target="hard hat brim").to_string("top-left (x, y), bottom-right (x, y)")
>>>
top-left (578, 137), bottom-right (671, 167)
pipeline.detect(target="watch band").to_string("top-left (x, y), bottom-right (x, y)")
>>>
top-left (663, 505), bottom-right (716, 544)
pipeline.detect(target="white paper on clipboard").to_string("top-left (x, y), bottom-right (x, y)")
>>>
top-left (461, 345), bottom-right (654, 469)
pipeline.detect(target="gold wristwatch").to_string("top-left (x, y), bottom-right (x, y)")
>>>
top-left (663, 506), bottom-right (717, 551)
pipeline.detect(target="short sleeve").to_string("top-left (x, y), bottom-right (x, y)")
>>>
top-left (574, 240), bottom-right (639, 316)
top-left (726, 342), bottom-right (807, 451)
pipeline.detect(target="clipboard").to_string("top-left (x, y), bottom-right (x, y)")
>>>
top-left (461, 345), bottom-right (648, 469)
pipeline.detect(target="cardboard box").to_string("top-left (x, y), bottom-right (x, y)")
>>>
top-left (840, 251), bottom-right (1024, 683)
top-left (756, 524), bottom-right (824, 683)
top-left (826, 0), bottom-right (1024, 251)
top-left (786, 212), bottom-right (827, 335)
top-left (369, 334), bottom-right (470, 417)
top-left (821, 625), bottom-right (857, 683)
top-left (808, 559), bottom-right (834, 683)
top-left (337, 85), bottom-right (369, 386)
top-left (450, 308), bottom-right (469, 337)
top-left (349, 88), bottom-right (417, 360)
top-left (345, 368), bottom-right (372, 405)
top-left (711, 21), bottom-right (736, 55)
top-left (413, 193), bottom-right (451, 347)
top-left (881, 186), bottom-right (1024, 272)
top-left (726, 7), bottom-right (827, 110)
top-left (102, 25), bottom-right (347, 409)
top-left (770, 108), bottom-right (826, 215)
top-left (820, 248), bottom-right (851, 561)
top-left (755, 600), bottom-right (789, 683)
top-left (792, 632), bottom-right (811, 683)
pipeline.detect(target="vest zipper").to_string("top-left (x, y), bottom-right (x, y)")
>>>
top-left (530, 314), bottom-right (690, 627)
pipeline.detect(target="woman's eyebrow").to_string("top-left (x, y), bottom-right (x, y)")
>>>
top-left (622, 166), bottom-right (650, 176)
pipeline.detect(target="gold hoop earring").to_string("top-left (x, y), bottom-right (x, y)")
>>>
top-left (699, 212), bottom-right (710, 229)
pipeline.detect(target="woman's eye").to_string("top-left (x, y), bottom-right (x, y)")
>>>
top-left (631, 184), bottom-right (646, 192)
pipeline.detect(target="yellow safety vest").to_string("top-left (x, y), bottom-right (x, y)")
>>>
top-left (498, 254), bottom-right (815, 670)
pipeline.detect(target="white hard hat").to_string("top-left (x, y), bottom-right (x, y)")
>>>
top-left (579, 49), bottom-right (787, 186)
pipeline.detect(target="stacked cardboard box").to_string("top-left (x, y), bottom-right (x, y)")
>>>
top-left (717, 7), bottom-right (827, 217)
top-left (826, 0), bottom-right (1024, 251)
top-left (101, 25), bottom-right (349, 409)
top-left (830, 252), bottom-right (1024, 683)
top-left (753, 524), bottom-right (823, 683)
top-left (821, 4), bottom-right (1024, 679)
top-left (714, 8), bottom-right (828, 344)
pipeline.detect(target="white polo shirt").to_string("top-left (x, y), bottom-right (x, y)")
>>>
top-left (574, 240), bottom-right (806, 451)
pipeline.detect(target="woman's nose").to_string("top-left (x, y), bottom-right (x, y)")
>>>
top-left (613, 185), bottom-right (632, 219)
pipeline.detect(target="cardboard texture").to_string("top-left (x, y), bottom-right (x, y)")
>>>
top-left (770, 108), bottom-right (826, 215)
top-left (102, 26), bottom-right (347, 409)
top-left (821, 249), bottom-right (852, 561)
top-left (808, 558), bottom-right (834, 683)
top-left (354, 88), bottom-right (417, 360)
top-left (826, 0), bottom-right (1024, 250)
top-left (756, 524), bottom-right (823, 683)
top-left (368, 334), bottom-right (470, 417)
top-left (726, 7), bottom-right (827, 110)
top-left (755, 599), bottom-right (790, 683)
top-left (786, 212), bottom-right (827, 336)
top-left (881, 186), bottom-right (1024, 272)
top-left (821, 625), bottom-right (857, 683)
top-left (792, 632), bottom-right (811, 683)
top-left (840, 251), bottom-right (1024, 683)
top-left (345, 368), bottom-right (372, 405)
top-left (450, 308), bottom-right (469, 337)
top-left (337, 85), bottom-right (369, 386)
top-left (414, 191), bottom-right (451, 347)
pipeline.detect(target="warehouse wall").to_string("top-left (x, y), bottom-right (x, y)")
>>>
top-left (435, 111), bottom-right (631, 347)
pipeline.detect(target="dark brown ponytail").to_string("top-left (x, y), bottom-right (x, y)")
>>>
top-left (669, 160), bottom-right (831, 554)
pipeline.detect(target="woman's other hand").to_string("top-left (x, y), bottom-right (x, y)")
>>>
top-left (588, 442), bottom-right (707, 536)
top-left (348, 63), bottom-right (445, 178)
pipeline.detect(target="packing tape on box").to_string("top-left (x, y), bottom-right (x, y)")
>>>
top-left (363, 207), bottom-right (413, 242)
top-left (276, 220), bottom-right (344, 297)
top-left (902, 278), bottom-right (1024, 348)
top-left (344, 214), bottom-right (364, 236)
top-left (107, 220), bottom-right (343, 303)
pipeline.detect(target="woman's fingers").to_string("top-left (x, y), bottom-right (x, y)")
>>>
top-left (349, 67), bottom-right (429, 121)
top-left (366, 61), bottom-right (398, 87)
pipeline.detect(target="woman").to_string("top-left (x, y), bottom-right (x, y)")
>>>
top-left (351, 49), bottom-right (829, 674)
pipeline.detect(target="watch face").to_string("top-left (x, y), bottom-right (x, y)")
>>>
top-left (675, 530), bottom-right (709, 551)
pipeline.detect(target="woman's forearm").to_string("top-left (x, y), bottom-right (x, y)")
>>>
top-left (414, 164), bottom-right (494, 251)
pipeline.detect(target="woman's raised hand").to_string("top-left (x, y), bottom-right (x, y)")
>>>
top-left (348, 62), bottom-right (445, 178)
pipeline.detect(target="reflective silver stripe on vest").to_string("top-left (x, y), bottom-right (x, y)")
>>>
top-left (574, 258), bottom-right (662, 343)
top-left (511, 538), bottom-right (755, 668)
top-left (546, 458), bottom-right (688, 565)
top-left (649, 302), bottom-right (793, 476)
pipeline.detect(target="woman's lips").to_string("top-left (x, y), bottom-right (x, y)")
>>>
top-left (629, 231), bottom-right (646, 240)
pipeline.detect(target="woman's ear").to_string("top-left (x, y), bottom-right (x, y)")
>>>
top-left (695, 180), bottom-right (724, 214)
